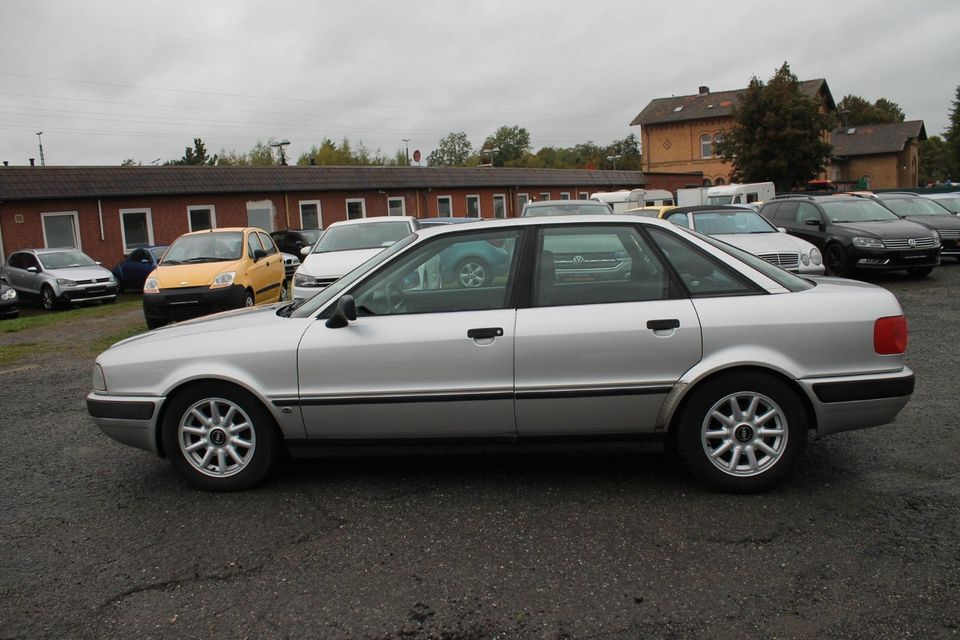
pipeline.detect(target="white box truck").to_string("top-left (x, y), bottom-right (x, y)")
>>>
top-left (705, 182), bottom-right (775, 206)
top-left (677, 187), bottom-right (710, 206)
top-left (591, 189), bottom-right (675, 213)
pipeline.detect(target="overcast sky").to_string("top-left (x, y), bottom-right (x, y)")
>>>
top-left (1, 0), bottom-right (957, 167)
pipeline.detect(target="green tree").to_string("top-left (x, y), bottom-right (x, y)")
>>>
top-left (945, 85), bottom-right (960, 179)
top-left (837, 95), bottom-right (905, 126)
top-left (120, 158), bottom-right (140, 166)
top-left (715, 62), bottom-right (833, 192)
top-left (167, 138), bottom-right (217, 166)
top-left (482, 125), bottom-right (531, 166)
top-left (426, 131), bottom-right (474, 167)
top-left (919, 136), bottom-right (951, 185)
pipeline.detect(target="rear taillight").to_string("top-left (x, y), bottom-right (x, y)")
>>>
top-left (874, 315), bottom-right (908, 354)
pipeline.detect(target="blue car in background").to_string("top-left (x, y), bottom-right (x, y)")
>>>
top-left (111, 245), bottom-right (168, 293)
top-left (418, 217), bottom-right (512, 287)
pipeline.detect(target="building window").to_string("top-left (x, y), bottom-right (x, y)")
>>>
top-left (299, 201), bottom-right (322, 229)
top-left (119, 208), bottom-right (154, 253)
top-left (492, 194), bottom-right (506, 219)
top-left (387, 197), bottom-right (406, 216)
top-left (860, 175), bottom-right (872, 189)
top-left (579, 191), bottom-right (589, 200)
top-left (247, 200), bottom-right (275, 231)
top-left (700, 134), bottom-right (713, 159)
top-left (703, 178), bottom-right (713, 186)
top-left (714, 177), bottom-right (726, 186)
top-left (560, 192), bottom-right (570, 200)
top-left (42, 211), bottom-right (81, 250)
top-left (437, 196), bottom-right (452, 216)
top-left (466, 195), bottom-right (481, 218)
top-left (346, 198), bottom-right (366, 220)
top-left (187, 205), bottom-right (216, 232)
top-left (539, 192), bottom-right (551, 201)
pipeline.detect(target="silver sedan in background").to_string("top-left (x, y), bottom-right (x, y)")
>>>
top-left (88, 216), bottom-right (914, 493)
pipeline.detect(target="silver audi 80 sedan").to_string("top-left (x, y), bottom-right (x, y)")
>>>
top-left (87, 216), bottom-right (914, 493)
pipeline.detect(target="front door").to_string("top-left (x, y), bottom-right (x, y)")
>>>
top-left (296, 227), bottom-right (523, 439)
top-left (515, 224), bottom-right (702, 436)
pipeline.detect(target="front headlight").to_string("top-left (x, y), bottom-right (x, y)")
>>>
top-left (210, 271), bottom-right (236, 289)
top-left (92, 364), bottom-right (106, 392)
top-left (853, 236), bottom-right (885, 248)
top-left (800, 253), bottom-right (810, 266)
top-left (143, 277), bottom-right (159, 294)
top-left (294, 272), bottom-right (319, 287)
top-left (1, 288), bottom-right (15, 300)
top-left (932, 231), bottom-right (941, 247)
top-left (56, 278), bottom-right (77, 287)
top-left (810, 248), bottom-right (822, 265)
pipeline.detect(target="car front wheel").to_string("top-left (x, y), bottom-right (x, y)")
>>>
top-left (40, 285), bottom-right (58, 311)
top-left (825, 244), bottom-right (849, 277)
top-left (161, 383), bottom-right (281, 491)
top-left (677, 372), bottom-right (807, 493)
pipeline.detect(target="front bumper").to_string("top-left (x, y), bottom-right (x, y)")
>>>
top-left (87, 393), bottom-right (164, 454)
top-left (799, 367), bottom-right (914, 437)
top-left (143, 284), bottom-right (246, 323)
top-left (0, 295), bottom-right (18, 317)
top-left (58, 283), bottom-right (118, 304)
top-left (848, 246), bottom-right (940, 270)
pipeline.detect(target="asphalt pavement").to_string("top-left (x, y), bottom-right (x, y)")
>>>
top-left (1, 264), bottom-right (958, 639)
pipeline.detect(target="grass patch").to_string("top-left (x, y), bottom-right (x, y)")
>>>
top-left (0, 342), bottom-right (54, 367)
top-left (0, 297), bottom-right (142, 333)
top-left (84, 325), bottom-right (148, 355)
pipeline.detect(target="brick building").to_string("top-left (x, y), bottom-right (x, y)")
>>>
top-left (630, 81), bottom-right (837, 185)
top-left (0, 165), bottom-right (665, 266)
top-left (828, 121), bottom-right (926, 189)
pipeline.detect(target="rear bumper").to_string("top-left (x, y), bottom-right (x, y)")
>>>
top-left (799, 368), bottom-right (914, 437)
top-left (87, 393), bottom-right (164, 454)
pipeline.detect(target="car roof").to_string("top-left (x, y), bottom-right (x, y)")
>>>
top-left (873, 193), bottom-right (921, 200)
top-left (668, 205), bottom-right (759, 214)
top-left (769, 194), bottom-right (864, 204)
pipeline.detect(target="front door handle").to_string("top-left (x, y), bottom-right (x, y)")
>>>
top-left (647, 319), bottom-right (680, 331)
top-left (467, 327), bottom-right (503, 340)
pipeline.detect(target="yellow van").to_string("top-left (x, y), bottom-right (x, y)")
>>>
top-left (142, 227), bottom-right (285, 329)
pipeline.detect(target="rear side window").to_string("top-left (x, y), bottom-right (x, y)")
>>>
top-left (646, 227), bottom-right (759, 297)
top-left (774, 201), bottom-right (798, 221)
top-left (666, 212), bottom-right (690, 228)
top-left (759, 202), bottom-right (780, 220)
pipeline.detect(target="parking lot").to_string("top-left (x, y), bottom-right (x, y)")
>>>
top-left (1, 265), bottom-right (959, 639)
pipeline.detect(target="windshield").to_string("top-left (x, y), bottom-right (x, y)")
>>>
top-left (706, 196), bottom-right (734, 205)
top-left (162, 232), bottom-right (244, 264)
top-left (522, 203), bottom-right (612, 217)
top-left (313, 221), bottom-right (412, 252)
top-left (691, 210), bottom-right (776, 234)
top-left (820, 200), bottom-right (899, 223)
top-left (882, 198), bottom-right (951, 217)
top-left (290, 234), bottom-right (417, 318)
top-left (675, 226), bottom-right (814, 292)
top-left (930, 196), bottom-right (960, 213)
top-left (39, 251), bottom-right (96, 269)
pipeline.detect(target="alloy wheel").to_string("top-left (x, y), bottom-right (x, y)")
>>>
top-left (177, 397), bottom-right (257, 478)
top-left (700, 391), bottom-right (788, 477)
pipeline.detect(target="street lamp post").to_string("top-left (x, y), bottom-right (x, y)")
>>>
top-left (606, 154), bottom-right (622, 170)
top-left (402, 138), bottom-right (410, 165)
top-left (35, 131), bottom-right (45, 166)
top-left (482, 147), bottom-right (499, 167)
top-left (270, 139), bottom-right (291, 166)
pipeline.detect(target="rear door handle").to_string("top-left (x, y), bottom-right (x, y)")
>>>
top-left (467, 327), bottom-right (503, 340)
top-left (647, 319), bottom-right (680, 331)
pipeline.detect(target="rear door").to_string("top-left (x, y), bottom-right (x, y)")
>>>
top-left (514, 224), bottom-right (702, 436)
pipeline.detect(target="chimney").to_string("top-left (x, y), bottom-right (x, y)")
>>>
top-left (699, 86), bottom-right (710, 95)
top-left (29, 158), bottom-right (35, 166)
top-left (2, 161), bottom-right (8, 167)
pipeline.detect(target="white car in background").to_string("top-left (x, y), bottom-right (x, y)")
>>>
top-left (664, 205), bottom-right (825, 275)
top-left (292, 216), bottom-right (419, 299)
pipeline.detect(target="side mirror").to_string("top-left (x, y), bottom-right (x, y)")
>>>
top-left (300, 246), bottom-right (311, 257)
top-left (804, 218), bottom-right (822, 227)
top-left (777, 227), bottom-right (787, 233)
top-left (27, 266), bottom-right (39, 273)
top-left (325, 295), bottom-right (357, 328)
top-left (140, 258), bottom-right (151, 263)
top-left (253, 248), bottom-right (268, 262)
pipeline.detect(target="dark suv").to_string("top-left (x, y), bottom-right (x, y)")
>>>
top-left (270, 229), bottom-right (323, 256)
top-left (759, 195), bottom-right (941, 277)
top-left (874, 193), bottom-right (960, 262)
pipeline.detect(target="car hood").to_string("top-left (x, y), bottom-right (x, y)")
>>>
top-left (150, 260), bottom-right (243, 288)
top-left (833, 218), bottom-right (934, 238)
top-left (898, 215), bottom-right (960, 231)
top-left (714, 232), bottom-right (815, 254)
top-left (298, 248), bottom-right (382, 278)
top-left (45, 265), bottom-right (114, 281)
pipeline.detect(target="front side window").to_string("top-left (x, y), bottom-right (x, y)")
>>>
top-left (796, 203), bottom-right (822, 225)
top-left (257, 232), bottom-right (278, 255)
top-left (120, 208), bottom-right (153, 252)
top-left (646, 227), bottom-right (758, 297)
top-left (346, 199), bottom-right (366, 220)
top-left (247, 232), bottom-right (263, 258)
top-left (534, 225), bottom-right (670, 307)
top-left (352, 229), bottom-right (521, 316)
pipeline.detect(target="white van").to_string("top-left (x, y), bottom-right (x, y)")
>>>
top-left (705, 182), bottom-right (775, 206)
top-left (591, 189), bottom-right (674, 213)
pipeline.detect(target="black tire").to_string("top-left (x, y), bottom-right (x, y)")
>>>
top-left (279, 280), bottom-right (289, 302)
top-left (907, 266), bottom-right (934, 277)
top-left (676, 372), bottom-right (808, 493)
top-left (116, 279), bottom-right (126, 295)
top-left (145, 316), bottom-right (166, 330)
top-left (161, 382), bottom-right (281, 491)
top-left (244, 289), bottom-right (255, 307)
top-left (454, 258), bottom-right (491, 288)
top-left (824, 244), bottom-right (849, 277)
top-left (40, 285), bottom-right (58, 311)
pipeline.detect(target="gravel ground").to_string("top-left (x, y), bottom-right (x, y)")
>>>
top-left (1, 266), bottom-right (958, 640)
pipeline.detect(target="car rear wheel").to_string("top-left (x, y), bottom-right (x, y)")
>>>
top-left (825, 244), bottom-right (849, 277)
top-left (161, 383), bottom-right (281, 491)
top-left (455, 258), bottom-right (490, 288)
top-left (676, 372), bottom-right (807, 493)
top-left (40, 285), bottom-right (58, 311)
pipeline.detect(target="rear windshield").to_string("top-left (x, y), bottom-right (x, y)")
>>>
top-left (313, 221), bottom-right (413, 252)
top-left (820, 200), bottom-right (899, 222)
top-left (162, 232), bottom-right (244, 264)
